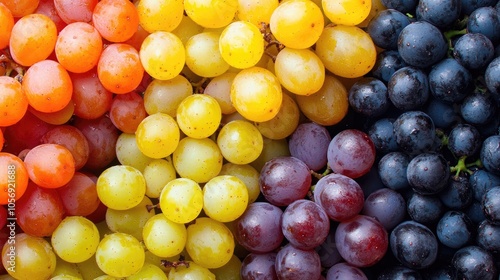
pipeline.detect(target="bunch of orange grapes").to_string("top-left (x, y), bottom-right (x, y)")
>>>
top-left (0, 0), bottom-right (386, 278)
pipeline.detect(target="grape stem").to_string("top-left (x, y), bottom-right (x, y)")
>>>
top-left (310, 165), bottom-right (332, 180)
top-left (450, 156), bottom-right (482, 178)
top-left (146, 203), bottom-right (159, 212)
top-left (0, 48), bottom-right (25, 82)
top-left (190, 77), bottom-right (208, 94)
top-left (161, 255), bottom-right (190, 268)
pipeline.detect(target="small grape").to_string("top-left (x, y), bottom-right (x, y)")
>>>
top-left (143, 214), bottom-right (187, 258)
top-left (95, 232), bottom-right (145, 278)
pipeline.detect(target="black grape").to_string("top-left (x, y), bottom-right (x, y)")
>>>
top-left (451, 245), bottom-right (498, 279)
top-left (407, 152), bottom-right (450, 195)
top-left (453, 33), bottom-right (495, 70)
top-left (436, 210), bottom-right (475, 249)
top-left (387, 66), bottom-right (430, 110)
top-left (470, 169), bottom-right (500, 201)
top-left (485, 57), bottom-right (500, 96)
top-left (407, 192), bottom-right (445, 225)
top-left (240, 252), bottom-right (278, 280)
top-left (348, 77), bottom-right (390, 117)
top-left (460, 0), bottom-right (498, 15)
top-left (378, 151), bottom-right (411, 190)
top-left (482, 186), bottom-right (500, 225)
top-left (361, 188), bottom-right (406, 230)
top-left (480, 135), bottom-right (500, 176)
top-left (464, 199), bottom-right (487, 224)
top-left (368, 118), bottom-right (399, 155)
top-left (393, 111), bottom-right (436, 156)
top-left (447, 123), bottom-right (481, 158)
top-left (460, 91), bottom-right (497, 125)
top-left (381, 0), bottom-right (418, 13)
top-left (274, 244), bottom-right (321, 280)
top-left (367, 9), bottom-right (411, 50)
top-left (439, 175), bottom-right (474, 210)
top-left (467, 6), bottom-right (500, 44)
top-left (371, 50), bottom-right (407, 84)
top-left (425, 98), bottom-right (460, 129)
top-left (428, 58), bottom-right (473, 103)
top-left (288, 122), bottom-right (331, 172)
top-left (416, 0), bottom-right (462, 29)
top-left (476, 219), bottom-right (500, 253)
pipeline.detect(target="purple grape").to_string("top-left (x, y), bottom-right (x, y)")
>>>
top-left (326, 262), bottom-right (368, 280)
top-left (288, 122), bottom-right (331, 171)
top-left (362, 188), bottom-right (406, 230)
top-left (274, 244), bottom-right (321, 280)
top-left (241, 252), bottom-right (278, 280)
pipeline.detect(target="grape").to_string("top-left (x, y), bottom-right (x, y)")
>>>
top-left (210, 254), bottom-right (243, 280)
top-left (143, 213), bottom-right (187, 258)
top-left (143, 74), bottom-right (193, 116)
top-left (436, 211), bottom-right (475, 249)
top-left (57, 172), bottom-right (99, 217)
top-left (135, 113), bottom-right (180, 159)
top-left (185, 31), bottom-right (229, 78)
top-left (425, 98), bottom-right (460, 129)
top-left (177, 94), bottom-right (221, 139)
top-left (480, 136), bottom-right (500, 176)
top-left (467, 6), bottom-right (500, 44)
top-left (217, 120), bottom-right (263, 165)
top-left (137, 0), bottom-right (183, 33)
top-left (92, 0), bottom-right (139, 43)
top-left (168, 261), bottom-right (216, 279)
top-left (448, 124), bottom-right (481, 158)
top-left (254, 93), bottom-right (300, 140)
top-left (40, 125), bottom-right (89, 171)
top-left (482, 186), bottom-right (500, 224)
top-left (0, 76), bottom-right (28, 127)
top-left (327, 129), bottom-right (376, 179)
top-left (53, 0), bottom-right (97, 24)
top-left (464, 200), bottom-right (487, 224)
top-left (96, 165), bottom-right (146, 211)
top-left (407, 192), bottom-right (444, 225)
top-left (219, 21), bottom-right (264, 69)
top-left (451, 246), bottom-right (497, 280)
top-left (184, 0), bottom-right (237, 28)
top-left (204, 72), bottom-right (237, 115)
top-left (250, 137), bottom-right (291, 172)
top-left (387, 66), bottom-right (429, 111)
top-left (326, 262), bottom-right (368, 280)
top-left (259, 156), bottom-right (312, 206)
top-left (203, 175), bottom-right (249, 222)
top-left (416, 0), bottom-right (462, 29)
top-left (109, 91), bottom-right (148, 134)
top-left (393, 111), bottom-right (436, 156)
top-left (429, 58), bottom-right (473, 104)
top-left (407, 152), bottom-right (450, 195)
top-left (368, 118), bottom-right (399, 155)
top-left (219, 163), bottom-right (260, 204)
top-left (159, 178), bottom-right (203, 224)
top-left (439, 175), bottom-right (474, 210)
top-left (0, 3), bottom-right (13, 49)
top-left (0, 154), bottom-right (29, 204)
top-left (51, 255), bottom-right (84, 279)
top-left (240, 252), bottom-right (278, 280)
top-left (274, 244), bottom-right (321, 280)
top-left (367, 9), bottom-right (410, 50)
top-left (173, 137), bottom-right (223, 183)
top-left (288, 122), bottom-right (330, 171)
top-left (128, 262), bottom-right (168, 280)
top-left (51, 216), bottom-right (100, 263)
top-left (105, 196), bottom-right (155, 241)
top-left (362, 188), bottom-right (406, 230)
top-left (316, 227), bottom-right (343, 268)
top-left (70, 69), bottom-right (113, 120)
top-left (470, 169), bottom-right (500, 201)
top-left (349, 77), bottom-right (389, 117)
top-left (322, 0), bottom-right (372, 26)
top-left (377, 152), bottom-right (410, 190)
top-left (95, 232), bottom-right (145, 278)
top-left (485, 57), bottom-right (500, 99)
top-left (453, 32), bottom-right (495, 71)
top-left (377, 266), bottom-right (423, 279)
top-left (236, 0), bottom-right (278, 26)
top-left (477, 219), bottom-right (500, 253)
top-left (370, 50), bottom-right (407, 84)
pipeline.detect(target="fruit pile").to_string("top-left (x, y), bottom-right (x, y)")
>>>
top-left (0, 0), bottom-right (499, 279)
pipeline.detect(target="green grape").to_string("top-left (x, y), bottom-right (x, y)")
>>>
top-left (143, 157), bottom-right (177, 198)
top-left (96, 165), bottom-right (146, 210)
top-left (1, 233), bottom-right (56, 280)
top-left (51, 216), bottom-right (100, 263)
top-left (140, 31), bottom-right (185, 80)
top-left (137, 0), bottom-right (184, 33)
top-left (203, 175), bottom-right (249, 222)
top-left (203, 72), bottom-right (237, 115)
top-left (143, 214), bottom-right (187, 258)
top-left (105, 196), bottom-right (155, 241)
top-left (217, 120), bottom-right (263, 165)
top-left (76, 252), bottom-right (105, 280)
top-left (185, 217), bottom-right (235, 269)
top-left (219, 21), bottom-right (264, 69)
top-left (230, 66), bottom-right (283, 122)
top-left (116, 133), bottom-right (153, 172)
top-left (250, 137), bottom-right (291, 172)
top-left (184, 0), bottom-right (238, 28)
top-left (95, 232), bottom-right (145, 278)
top-left (172, 15), bottom-right (205, 45)
top-left (135, 113), bottom-right (180, 159)
top-left (236, 0), bottom-right (279, 26)
top-left (322, 0), bottom-right (371, 26)
top-left (218, 163), bottom-right (260, 203)
top-left (167, 261), bottom-right (216, 280)
top-left (127, 262), bottom-right (168, 280)
top-left (185, 32), bottom-right (229, 78)
top-left (172, 137), bottom-right (223, 183)
top-left (210, 254), bottom-right (242, 280)
top-left (176, 94), bottom-right (222, 139)
top-left (50, 256), bottom-right (83, 279)
top-left (269, 0), bottom-right (324, 49)
top-left (143, 75), bottom-right (193, 117)
top-left (159, 178), bottom-right (203, 224)
top-left (254, 93), bottom-right (300, 140)
top-left (274, 47), bottom-right (325, 96)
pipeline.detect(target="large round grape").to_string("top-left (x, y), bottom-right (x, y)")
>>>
top-left (407, 152), bottom-right (450, 195)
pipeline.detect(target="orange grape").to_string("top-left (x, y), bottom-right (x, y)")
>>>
top-left (92, 0), bottom-right (139, 42)
top-left (109, 91), bottom-right (148, 133)
top-left (28, 101), bottom-right (74, 125)
top-left (0, 152), bottom-right (29, 205)
top-left (55, 22), bottom-right (103, 73)
top-left (0, 76), bottom-right (28, 126)
top-left (0, 2), bottom-right (14, 49)
top-left (0, 0), bottom-right (39, 18)
top-left (53, 0), bottom-right (97, 24)
top-left (97, 43), bottom-right (144, 94)
top-left (22, 59), bottom-right (73, 113)
top-left (71, 68), bottom-right (113, 120)
top-left (9, 13), bottom-right (57, 66)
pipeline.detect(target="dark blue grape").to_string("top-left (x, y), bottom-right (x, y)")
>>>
top-left (464, 199), bottom-right (487, 224)
top-left (388, 66), bottom-right (429, 110)
top-left (461, 0), bottom-right (498, 15)
top-left (381, 0), bottom-right (418, 13)
top-left (436, 210), bottom-right (475, 249)
top-left (428, 58), bottom-right (473, 103)
top-left (362, 188), bottom-right (406, 230)
top-left (480, 135), bottom-right (500, 176)
top-left (485, 57), bottom-right (500, 98)
top-left (348, 77), bottom-right (390, 117)
top-left (390, 220), bottom-right (439, 269)
top-left (377, 266), bottom-right (423, 280)
top-left (397, 21), bottom-right (448, 68)
top-left (416, 0), bottom-right (462, 29)
top-left (467, 6), bottom-right (500, 44)
top-left (371, 50), bottom-right (408, 84)
top-left (274, 244), bottom-right (321, 280)
top-left (425, 98), bottom-right (460, 129)
top-left (407, 192), bottom-right (445, 224)
top-left (367, 9), bottom-right (411, 50)
top-left (407, 152), bottom-right (450, 195)
top-left (378, 151), bottom-right (411, 190)
top-left (439, 175), bottom-right (474, 209)
top-left (315, 225), bottom-right (342, 268)
top-left (241, 252), bottom-right (278, 280)
top-left (368, 118), bottom-right (399, 154)
top-left (393, 111), bottom-right (436, 156)
top-left (451, 245), bottom-right (498, 280)
top-left (453, 33), bottom-right (495, 70)
top-left (470, 169), bottom-right (500, 201)
top-left (477, 219), bottom-right (500, 253)
top-left (460, 91), bottom-right (497, 125)
top-left (288, 122), bottom-right (331, 171)
top-left (326, 262), bottom-right (368, 280)
top-left (447, 123), bottom-right (481, 157)
top-left (482, 186), bottom-right (500, 224)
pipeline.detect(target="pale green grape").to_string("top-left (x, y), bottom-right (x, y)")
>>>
top-left (186, 217), bottom-right (235, 269)
top-left (1, 233), bottom-right (56, 280)
top-left (219, 21), bottom-right (264, 69)
top-left (184, 0), bottom-right (238, 28)
top-left (217, 120), bottom-right (263, 165)
top-left (254, 93), bottom-right (300, 140)
top-left (50, 256), bottom-right (83, 279)
top-left (185, 32), bottom-right (229, 78)
top-left (137, 0), bottom-right (184, 33)
top-left (135, 112), bottom-right (180, 159)
top-left (75, 253), bottom-right (105, 280)
top-left (140, 31), bottom-right (185, 80)
top-left (51, 216), bottom-right (100, 263)
top-left (105, 196), bottom-right (155, 241)
top-left (176, 94), bottom-right (222, 139)
top-left (172, 15), bottom-right (205, 45)
top-left (250, 137), bottom-right (291, 172)
top-left (230, 66), bottom-right (283, 122)
top-left (95, 233), bottom-right (145, 278)
top-left (159, 178), bottom-right (203, 224)
top-left (143, 214), bottom-right (187, 258)
top-left (203, 175), bottom-right (249, 222)
top-left (210, 254), bottom-right (242, 280)
top-left (236, 0), bottom-right (279, 26)
top-left (96, 165), bottom-right (146, 210)
top-left (172, 137), bottom-right (223, 183)
top-left (143, 157), bottom-right (177, 198)
top-left (115, 133), bottom-right (153, 172)
top-left (167, 261), bottom-right (215, 280)
top-left (127, 262), bottom-right (168, 280)
top-left (143, 75), bottom-right (193, 117)
top-left (219, 162), bottom-right (260, 203)
top-left (322, 0), bottom-right (372, 26)
top-left (203, 72), bottom-right (237, 115)
top-left (274, 47), bottom-right (325, 96)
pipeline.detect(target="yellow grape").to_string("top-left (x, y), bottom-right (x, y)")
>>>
top-left (143, 157), bottom-right (177, 198)
top-left (168, 261), bottom-right (216, 279)
top-left (230, 66), bottom-right (283, 122)
top-left (322, 0), bottom-right (371, 26)
top-left (135, 113), bottom-right (180, 159)
top-left (172, 137), bottom-right (223, 183)
top-left (295, 74), bottom-right (349, 125)
top-left (95, 232), bottom-right (145, 278)
top-left (50, 256), bottom-right (83, 279)
top-left (172, 15), bottom-right (205, 45)
top-left (143, 214), bottom-right (187, 258)
top-left (94, 275), bottom-right (120, 280)
top-left (236, 0), bottom-right (279, 26)
top-left (137, 0), bottom-right (184, 33)
top-left (250, 137), bottom-right (291, 172)
top-left (143, 75), bottom-right (193, 117)
top-left (185, 32), bottom-right (229, 77)
top-left (219, 21), bottom-right (264, 69)
top-left (105, 196), bottom-right (155, 241)
top-left (210, 254), bottom-right (242, 280)
top-left (176, 94), bottom-right (222, 139)
top-left (159, 178), bottom-right (203, 224)
top-left (274, 47), bottom-right (325, 96)
top-left (76, 253), bottom-right (105, 280)
top-left (184, 0), bottom-right (238, 28)
top-left (185, 217), bottom-right (235, 269)
top-left (115, 133), bottom-right (153, 172)
top-left (219, 162), bottom-right (260, 203)
top-left (315, 24), bottom-right (377, 78)
top-left (255, 92), bottom-right (300, 140)
top-left (127, 262), bottom-right (168, 280)
top-left (140, 31), bottom-right (185, 80)
top-left (203, 72), bottom-right (237, 115)
top-left (51, 216), bottom-right (100, 263)
top-left (203, 175), bottom-right (249, 222)
top-left (96, 165), bottom-right (146, 210)
top-left (269, 0), bottom-right (324, 49)
top-left (217, 120), bottom-right (264, 165)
